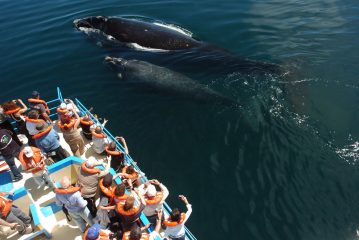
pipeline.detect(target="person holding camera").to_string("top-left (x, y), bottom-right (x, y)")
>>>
top-left (163, 195), bottom-right (192, 240)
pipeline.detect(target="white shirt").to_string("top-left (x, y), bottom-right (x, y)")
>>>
top-left (164, 204), bottom-right (192, 238)
top-left (143, 184), bottom-right (169, 216)
top-left (150, 231), bottom-right (162, 240)
top-left (92, 136), bottom-right (110, 154)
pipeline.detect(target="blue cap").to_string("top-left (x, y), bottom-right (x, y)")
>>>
top-left (32, 91), bottom-right (40, 97)
top-left (87, 224), bottom-right (101, 240)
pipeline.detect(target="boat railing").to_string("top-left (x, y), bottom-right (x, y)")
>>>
top-left (9, 87), bottom-right (197, 240)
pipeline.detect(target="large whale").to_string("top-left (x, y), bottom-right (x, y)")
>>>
top-left (74, 16), bottom-right (283, 75)
top-left (104, 56), bottom-right (237, 106)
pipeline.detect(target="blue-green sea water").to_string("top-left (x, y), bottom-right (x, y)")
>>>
top-left (1, 0), bottom-right (359, 239)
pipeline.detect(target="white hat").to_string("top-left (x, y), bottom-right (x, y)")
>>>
top-left (86, 157), bottom-right (97, 168)
top-left (23, 146), bottom-right (34, 158)
top-left (60, 103), bottom-right (67, 110)
top-left (146, 184), bottom-right (157, 197)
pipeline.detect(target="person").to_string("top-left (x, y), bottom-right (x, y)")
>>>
top-left (25, 110), bottom-right (45, 146)
top-left (0, 128), bottom-right (23, 181)
top-left (82, 223), bottom-right (114, 240)
top-left (142, 179), bottom-right (169, 227)
top-left (122, 209), bottom-right (163, 240)
top-left (56, 102), bottom-right (68, 117)
top-left (119, 165), bottom-right (140, 184)
top-left (163, 195), bottom-right (192, 240)
top-left (0, 106), bottom-right (22, 146)
top-left (0, 191), bottom-right (32, 236)
top-left (105, 136), bottom-right (129, 172)
top-left (34, 122), bottom-right (69, 162)
top-left (116, 190), bottom-right (146, 231)
top-left (18, 146), bottom-right (54, 189)
top-left (4, 99), bottom-right (33, 146)
top-left (77, 157), bottom-right (111, 217)
top-left (55, 176), bottom-right (94, 232)
top-left (80, 115), bottom-right (94, 140)
top-left (96, 182), bottom-right (129, 230)
top-left (58, 102), bottom-right (85, 157)
top-left (92, 125), bottom-right (109, 155)
top-left (28, 91), bottom-right (51, 123)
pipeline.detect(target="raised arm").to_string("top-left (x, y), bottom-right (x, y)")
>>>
top-left (116, 136), bottom-right (129, 154)
top-left (179, 195), bottom-right (192, 224)
top-left (17, 99), bottom-right (28, 114)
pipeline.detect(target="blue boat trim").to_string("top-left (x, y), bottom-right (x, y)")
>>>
top-left (30, 204), bottom-right (40, 226)
top-left (40, 202), bottom-right (62, 218)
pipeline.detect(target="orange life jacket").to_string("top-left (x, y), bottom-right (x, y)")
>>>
top-left (25, 117), bottom-right (45, 124)
top-left (54, 186), bottom-right (81, 194)
top-left (145, 191), bottom-right (163, 205)
top-left (122, 231), bottom-right (149, 240)
top-left (82, 228), bottom-right (110, 240)
top-left (81, 162), bottom-right (101, 174)
top-left (0, 194), bottom-right (12, 217)
top-left (18, 147), bottom-right (43, 174)
top-left (4, 107), bottom-right (21, 115)
top-left (80, 118), bottom-right (94, 126)
top-left (99, 179), bottom-right (115, 200)
top-left (91, 130), bottom-right (106, 139)
top-left (32, 125), bottom-right (53, 139)
top-left (56, 108), bottom-right (67, 114)
top-left (28, 98), bottom-right (50, 114)
top-left (114, 194), bottom-right (129, 205)
top-left (121, 166), bottom-right (139, 180)
top-left (163, 213), bottom-right (186, 227)
top-left (116, 204), bottom-right (140, 216)
top-left (57, 118), bottom-right (75, 130)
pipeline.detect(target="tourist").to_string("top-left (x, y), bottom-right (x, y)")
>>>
top-left (142, 179), bottom-right (169, 227)
top-left (163, 195), bottom-right (192, 240)
top-left (0, 128), bottom-right (23, 181)
top-left (0, 106), bottom-right (22, 146)
top-left (80, 114), bottom-right (94, 140)
top-left (82, 223), bottom-right (114, 240)
top-left (105, 136), bottom-right (129, 172)
top-left (0, 191), bottom-right (32, 235)
top-left (28, 91), bottom-right (51, 123)
top-left (77, 156), bottom-right (111, 217)
top-left (34, 122), bottom-right (69, 162)
top-left (119, 165), bottom-right (140, 184)
top-left (18, 146), bottom-right (54, 189)
top-left (116, 190), bottom-right (146, 231)
top-left (92, 125), bottom-right (110, 155)
top-left (58, 102), bottom-right (85, 157)
top-left (3, 99), bottom-right (33, 146)
top-left (123, 209), bottom-right (163, 240)
top-left (55, 176), bottom-right (94, 232)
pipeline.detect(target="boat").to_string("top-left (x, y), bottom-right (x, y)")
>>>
top-left (0, 88), bottom-right (197, 240)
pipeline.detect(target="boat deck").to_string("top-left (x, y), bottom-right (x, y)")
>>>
top-left (0, 88), bottom-right (196, 240)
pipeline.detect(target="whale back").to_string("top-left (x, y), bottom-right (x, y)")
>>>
top-left (104, 18), bottom-right (202, 50)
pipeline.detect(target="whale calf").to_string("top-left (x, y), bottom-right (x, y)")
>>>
top-left (104, 56), bottom-right (237, 105)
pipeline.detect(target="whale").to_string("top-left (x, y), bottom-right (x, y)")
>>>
top-left (104, 56), bottom-right (237, 106)
top-left (74, 16), bottom-right (283, 75)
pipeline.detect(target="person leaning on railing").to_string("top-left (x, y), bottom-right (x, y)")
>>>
top-left (163, 195), bottom-right (192, 240)
top-left (28, 91), bottom-right (51, 123)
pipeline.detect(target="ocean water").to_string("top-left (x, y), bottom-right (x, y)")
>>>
top-left (1, 0), bottom-right (359, 239)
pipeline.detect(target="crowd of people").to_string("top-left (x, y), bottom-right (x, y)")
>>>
top-left (0, 91), bottom-right (192, 240)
